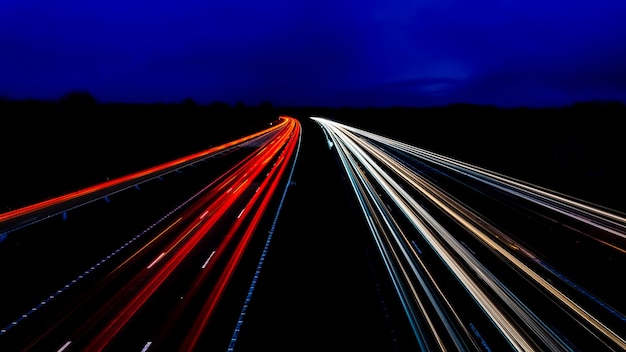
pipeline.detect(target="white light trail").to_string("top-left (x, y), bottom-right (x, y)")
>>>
top-left (313, 116), bottom-right (626, 351)
top-left (146, 252), bottom-right (166, 269)
top-left (202, 250), bottom-right (216, 269)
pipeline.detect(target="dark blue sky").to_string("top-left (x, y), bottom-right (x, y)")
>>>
top-left (2, 0), bottom-right (626, 108)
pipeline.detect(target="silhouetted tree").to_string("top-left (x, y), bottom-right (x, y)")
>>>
top-left (58, 90), bottom-right (97, 107)
top-left (209, 101), bottom-right (231, 111)
top-left (257, 100), bottom-right (274, 121)
top-left (181, 97), bottom-right (197, 107)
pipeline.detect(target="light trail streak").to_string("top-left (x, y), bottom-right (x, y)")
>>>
top-left (313, 116), bottom-right (626, 351)
top-left (146, 252), bottom-right (166, 269)
top-left (343, 122), bottom-right (623, 337)
top-left (2, 123), bottom-right (291, 338)
top-left (82, 119), bottom-right (298, 351)
top-left (334, 140), bottom-right (432, 350)
top-left (322, 120), bottom-right (476, 350)
top-left (56, 341), bottom-right (71, 352)
top-left (15, 132), bottom-right (280, 348)
top-left (9, 116), bottom-right (300, 351)
top-left (0, 117), bottom-right (291, 230)
top-left (140, 341), bottom-right (152, 352)
top-left (202, 250), bottom-right (216, 269)
top-left (349, 119), bottom-right (626, 347)
top-left (314, 117), bottom-right (604, 351)
top-left (179, 117), bottom-right (300, 351)
top-left (337, 120), bottom-right (626, 246)
top-left (227, 119), bottom-right (302, 352)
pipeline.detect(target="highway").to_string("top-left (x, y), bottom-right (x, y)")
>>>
top-left (311, 116), bottom-right (626, 351)
top-left (0, 116), bottom-right (301, 351)
top-left (1, 114), bottom-right (626, 351)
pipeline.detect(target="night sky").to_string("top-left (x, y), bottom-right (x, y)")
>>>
top-left (1, 0), bottom-right (626, 108)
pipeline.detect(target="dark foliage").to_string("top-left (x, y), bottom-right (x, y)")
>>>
top-left (58, 90), bottom-right (98, 108)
